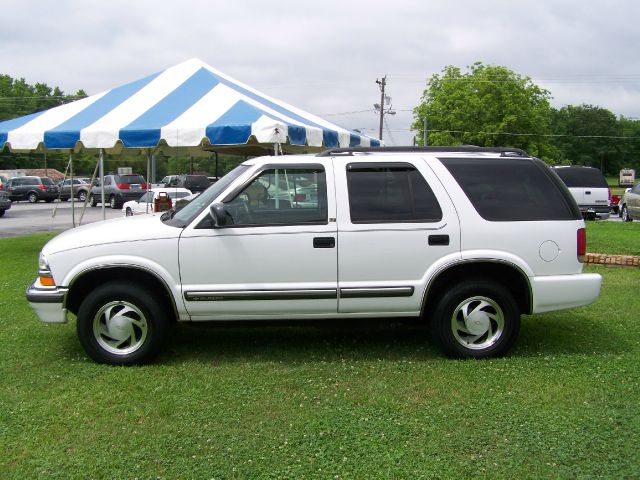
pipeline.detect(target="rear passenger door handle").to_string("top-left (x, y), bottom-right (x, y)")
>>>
top-left (313, 237), bottom-right (335, 248)
top-left (585, 191), bottom-right (591, 195)
top-left (428, 234), bottom-right (449, 246)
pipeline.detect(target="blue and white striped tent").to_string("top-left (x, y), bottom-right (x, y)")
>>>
top-left (0, 58), bottom-right (380, 155)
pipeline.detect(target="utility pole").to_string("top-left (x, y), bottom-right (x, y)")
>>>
top-left (374, 76), bottom-right (396, 142)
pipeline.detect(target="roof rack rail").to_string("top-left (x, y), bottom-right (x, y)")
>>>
top-left (317, 146), bottom-right (530, 157)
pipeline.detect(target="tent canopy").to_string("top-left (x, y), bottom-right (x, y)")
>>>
top-left (0, 58), bottom-right (381, 156)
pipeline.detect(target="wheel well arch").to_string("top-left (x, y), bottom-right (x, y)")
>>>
top-left (421, 261), bottom-right (532, 318)
top-left (65, 266), bottom-right (179, 320)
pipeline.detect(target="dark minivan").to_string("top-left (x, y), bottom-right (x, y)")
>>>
top-left (6, 176), bottom-right (59, 203)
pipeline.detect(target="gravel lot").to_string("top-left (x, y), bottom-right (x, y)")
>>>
top-left (0, 200), bottom-right (123, 237)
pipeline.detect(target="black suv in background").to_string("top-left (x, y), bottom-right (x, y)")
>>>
top-left (167, 174), bottom-right (210, 193)
top-left (90, 174), bottom-right (149, 209)
top-left (6, 176), bottom-right (59, 203)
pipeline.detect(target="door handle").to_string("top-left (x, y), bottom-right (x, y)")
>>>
top-left (585, 191), bottom-right (591, 195)
top-left (428, 234), bottom-right (449, 246)
top-left (313, 237), bottom-right (335, 248)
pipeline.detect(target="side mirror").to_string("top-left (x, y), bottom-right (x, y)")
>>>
top-left (209, 203), bottom-right (231, 227)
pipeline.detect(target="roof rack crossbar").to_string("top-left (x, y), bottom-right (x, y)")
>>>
top-left (317, 146), bottom-right (530, 157)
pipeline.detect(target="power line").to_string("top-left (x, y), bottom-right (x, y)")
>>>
top-left (380, 128), bottom-right (640, 139)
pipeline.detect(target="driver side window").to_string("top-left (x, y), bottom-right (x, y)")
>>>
top-left (225, 166), bottom-right (327, 226)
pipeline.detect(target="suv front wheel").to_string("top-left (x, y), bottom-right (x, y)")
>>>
top-left (76, 282), bottom-right (170, 365)
top-left (430, 279), bottom-right (520, 359)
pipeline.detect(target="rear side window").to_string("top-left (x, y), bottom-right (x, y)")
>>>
top-left (346, 162), bottom-right (442, 223)
top-left (553, 167), bottom-right (608, 188)
top-left (41, 177), bottom-right (54, 185)
top-left (441, 158), bottom-right (579, 221)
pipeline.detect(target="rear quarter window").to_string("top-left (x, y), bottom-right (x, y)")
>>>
top-left (441, 157), bottom-right (580, 221)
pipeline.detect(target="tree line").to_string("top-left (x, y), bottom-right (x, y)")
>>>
top-left (412, 62), bottom-right (640, 175)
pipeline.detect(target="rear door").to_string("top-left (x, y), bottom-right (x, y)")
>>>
top-left (333, 156), bottom-right (460, 316)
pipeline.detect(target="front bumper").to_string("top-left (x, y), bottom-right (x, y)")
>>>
top-left (530, 273), bottom-right (602, 314)
top-left (26, 282), bottom-right (69, 324)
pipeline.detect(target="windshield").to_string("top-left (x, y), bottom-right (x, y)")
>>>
top-left (166, 164), bottom-right (250, 227)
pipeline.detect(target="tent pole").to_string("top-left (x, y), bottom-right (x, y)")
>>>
top-left (70, 152), bottom-right (75, 228)
top-left (146, 151), bottom-right (151, 214)
top-left (100, 148), bottom-right (105, 220)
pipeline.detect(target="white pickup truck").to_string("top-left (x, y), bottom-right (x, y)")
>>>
top-left (27, 147), bottom-right (602, 364)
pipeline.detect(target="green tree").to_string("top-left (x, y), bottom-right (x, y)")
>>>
top-left (550, 105), bottom-right (622, 174)
top-left (613, 116), bottom-right (640, 173)
top-left (412, 62), bottom-right (556, 160)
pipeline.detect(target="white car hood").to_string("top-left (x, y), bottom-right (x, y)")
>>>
top-left (42, 215), bottom-right (182, 255)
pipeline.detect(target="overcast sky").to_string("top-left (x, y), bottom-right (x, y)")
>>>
top-left (2, 0), bottom-right (639, 146)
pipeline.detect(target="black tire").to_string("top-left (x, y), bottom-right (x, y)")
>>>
top-left (76, 282), bottom-right (171, 365)
top-left (125, 207), bottom-right (133, 217)
top-left (28, 192), bottom-right (38, 203)
top-left (429, 279), bottom-right (520, 359)
top-left (0, 210), bottom-right (5, 217)
top-left (78, 190), bottom-right (87, 202)
top-left (621, 205), bottom-right (632, 222)
top-left (90, 194), bottom-right (97, 207)
top-left (109, 195), bottom-right (119, 209)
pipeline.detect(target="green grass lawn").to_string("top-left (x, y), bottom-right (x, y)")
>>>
top-left (586, 220), bottom-right (640, 256)
top-left (1, 234), bottom-right (639, 479)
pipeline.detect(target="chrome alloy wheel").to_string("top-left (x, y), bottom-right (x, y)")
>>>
top-left (450, 295), bottom-right (504, 350)
top-left (92, 301), bottom-right (148, 355)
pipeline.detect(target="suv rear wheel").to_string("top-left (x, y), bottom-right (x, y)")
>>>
top-left (76, 282), bottom-right (170, 365)
top-left (109, 195), bottom-right (119, 209)
top-left (430, 279), bottom-right (520, 359)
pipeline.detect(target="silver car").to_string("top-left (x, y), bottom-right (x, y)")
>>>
top-left (619, 184), bottom-right (640, 222)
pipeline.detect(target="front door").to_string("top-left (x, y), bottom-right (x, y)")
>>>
top-left (179, 162), bottom-right (338, 320)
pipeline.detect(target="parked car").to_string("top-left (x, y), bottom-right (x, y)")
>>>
top-left (551, 165), bottom-right (610, 220)
top-left (0, 174), bottom-right (8, 191)
top-left (26, 146), bottom-right (602, 365)
top-left (58, 178), bottom-right (92, 202)
top-left (5, 176), bottom-right (59, 203)
top-left (159, 175), bottom-right (179, 187)
top-left (0, 188), bottom-right (11, 217)
top-left (122, 188), bottom-right (192, 216)
top-left (167, 174), bottom-right (210, 193)
top-left (619, 184), bottom-right (640, 222)
top-left (89, 174), bottom-right (149, 209)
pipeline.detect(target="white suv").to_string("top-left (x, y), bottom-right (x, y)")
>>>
top-left (27, 147), bottom-right (602, 364)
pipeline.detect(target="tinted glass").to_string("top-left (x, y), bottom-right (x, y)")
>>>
top-left (224, 166), bottom-right (327, 225)
top-left (23, 178), bottom-right (39, 186)
top-left (553, 166), bottom-right (608, 188)
top-left (442, 158), bottom-right (577, 221)
top-left (346, 163), bottom-right (442, 223)
top-left (41, 177), bottom-right (54, 185)
top-left (184, 175), bottom-right (209, 187)
top-left (116, 175), bottom-right (145, 184)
